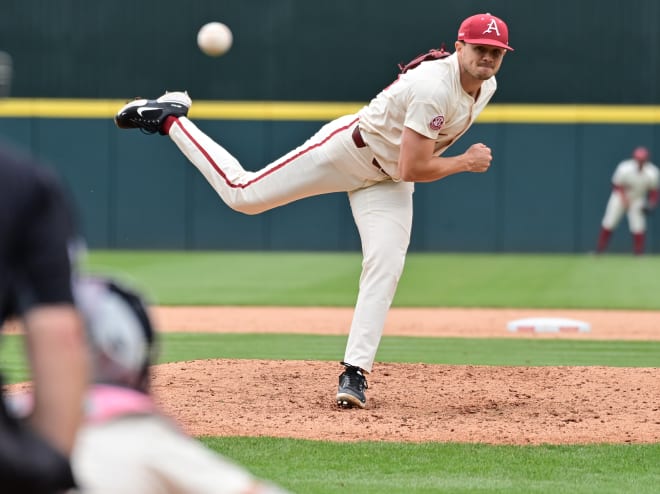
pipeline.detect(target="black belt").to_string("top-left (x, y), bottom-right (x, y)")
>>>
top-left (351, 125), bottom-right (389, 176)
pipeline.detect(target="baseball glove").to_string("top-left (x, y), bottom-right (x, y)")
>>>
top-left (398, 44), bottom-right (451, 74)
top-left (642, 205), bottom-right (655, 216)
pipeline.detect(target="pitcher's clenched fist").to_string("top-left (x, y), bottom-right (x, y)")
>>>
top-left (463, 143), bottom-right (493, 173)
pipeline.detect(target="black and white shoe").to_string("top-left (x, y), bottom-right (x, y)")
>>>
top-left (336, 363), bottom-right (368, 409)
top-left (114, 91), bottom-right (191, 135)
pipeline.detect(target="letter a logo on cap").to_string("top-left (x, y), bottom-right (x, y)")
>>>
top-left (457, 13), bottom-right (514, 51)
top-left (483, 19), bottom-right (500, 36)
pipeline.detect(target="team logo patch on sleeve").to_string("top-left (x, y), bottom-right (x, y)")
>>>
top-left (430, 115), bottom-right (445, 130)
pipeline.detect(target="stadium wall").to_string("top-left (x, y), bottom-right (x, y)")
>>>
top-left (1, 0), bottom-right (659, 252)
top-left (0, 104), bottom-right (658, 253)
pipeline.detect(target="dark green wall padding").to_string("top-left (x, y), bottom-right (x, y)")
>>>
top-left (1, 0), bottom-right (660, 252)
top-left (0, 112), bottom-right (657, 253)
top-left (1, 0), bottom-right (659, 104)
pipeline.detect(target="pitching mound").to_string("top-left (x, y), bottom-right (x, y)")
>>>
top-left (153, 359), bottom-right (660, 444)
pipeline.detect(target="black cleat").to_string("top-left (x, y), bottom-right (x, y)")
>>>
top-left (336, 363), bottom-right (368, 409)
top-left (114, 91), bottom-right (191, 135)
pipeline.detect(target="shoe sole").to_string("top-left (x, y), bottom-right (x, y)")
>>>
top-left (336, 392), bottom-right (366, 409)
top-left (156, 92), bottom-right (191, 107)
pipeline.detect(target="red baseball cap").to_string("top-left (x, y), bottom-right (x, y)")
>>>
top-left (633, 146), bottom-right (650, 161)
top-left (457, 13), bottom-right (514, 51)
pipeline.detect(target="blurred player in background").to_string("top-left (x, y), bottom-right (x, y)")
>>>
top-left (114, 13), bottom-right (513, 409)
top-left (64, 276), bottom-right (289, 494)
top-left (0, 50), bottom-right (88, 493)
top-left (596, 146), bottom-right (659, 255)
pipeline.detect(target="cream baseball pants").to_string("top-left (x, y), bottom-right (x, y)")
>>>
top-left (168, 114), bottom-right (413, 372)
top-left (601, 192), bottom-right (646, 234)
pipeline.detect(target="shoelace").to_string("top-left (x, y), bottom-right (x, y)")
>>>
top-left (343, 370), bottom-right (368, 391)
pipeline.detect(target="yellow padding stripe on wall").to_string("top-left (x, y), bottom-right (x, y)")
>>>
top-left (1, 98), bottom-right (660, 123)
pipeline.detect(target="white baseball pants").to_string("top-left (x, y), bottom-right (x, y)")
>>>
top-left (168, 114), bottom-right (414, 372)
top-left (601, 192), bottom-right (646, 233)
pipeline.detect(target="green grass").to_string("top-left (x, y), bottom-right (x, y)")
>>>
top-left (200, 438), bottom-right (660, 494)
top-left (3, 333), bottom-right (659, 384)
top-left (153, 334), bottom-right (660, 368)
top-left (82, 250), bottom-right (660, 309)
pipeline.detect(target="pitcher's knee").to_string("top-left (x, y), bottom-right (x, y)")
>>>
top-left (225, 196), bottom-right (269, 215)
top-left (233, 204), bottom-right (266, 215)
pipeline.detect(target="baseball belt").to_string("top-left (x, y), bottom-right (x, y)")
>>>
top-left (351, 126), bottom-right (389, 177)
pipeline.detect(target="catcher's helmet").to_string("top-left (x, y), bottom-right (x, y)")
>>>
top-left (73, 276), bottom-right (157, 392)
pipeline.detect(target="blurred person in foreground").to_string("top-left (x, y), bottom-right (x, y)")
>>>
top-left (0, 48), bottom-right (88, 494)
top-left (596, 146), bottom-right (659, 255)
top-left (65, 275), bottom-right (290, 494)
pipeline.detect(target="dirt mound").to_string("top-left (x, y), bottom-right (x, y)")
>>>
top-left (153, 359), bottom-right (660, 444)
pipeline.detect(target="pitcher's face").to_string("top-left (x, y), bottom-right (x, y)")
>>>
top-left (456, 42), bottom-right (506, 81)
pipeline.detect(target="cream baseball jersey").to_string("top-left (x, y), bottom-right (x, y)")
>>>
top-left (358, 53), bottom-right (497, 180)
top-left (611, 159), bottom-right (659, 200)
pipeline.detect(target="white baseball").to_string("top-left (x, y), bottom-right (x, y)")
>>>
top-left (197, 22), bottom-right (233, 57)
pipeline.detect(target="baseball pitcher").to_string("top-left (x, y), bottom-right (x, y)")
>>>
top-left (114, 13), bottom-right (513, 409)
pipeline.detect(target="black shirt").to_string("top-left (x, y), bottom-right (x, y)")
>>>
top-left (0, 140), bottom-right (75, 325)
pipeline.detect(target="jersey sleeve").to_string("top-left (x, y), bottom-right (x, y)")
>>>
top-left (611, 163), bottom-right (626, 186)
top-left (402, 79), bottom-right (449, 140)
top-left (649, 164), bottom-right (660, 188)
top-left (146, 419), bottom-right (277, 493)
top-left (15, 169), bottom-right (75, 310)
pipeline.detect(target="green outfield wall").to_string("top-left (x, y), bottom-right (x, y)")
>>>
top-left (0, 1), bottom-right (659, 252)
top-left (0, 100), bottom-right (658, 253)
top-left (1, 0), bottom-right (659, 104)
